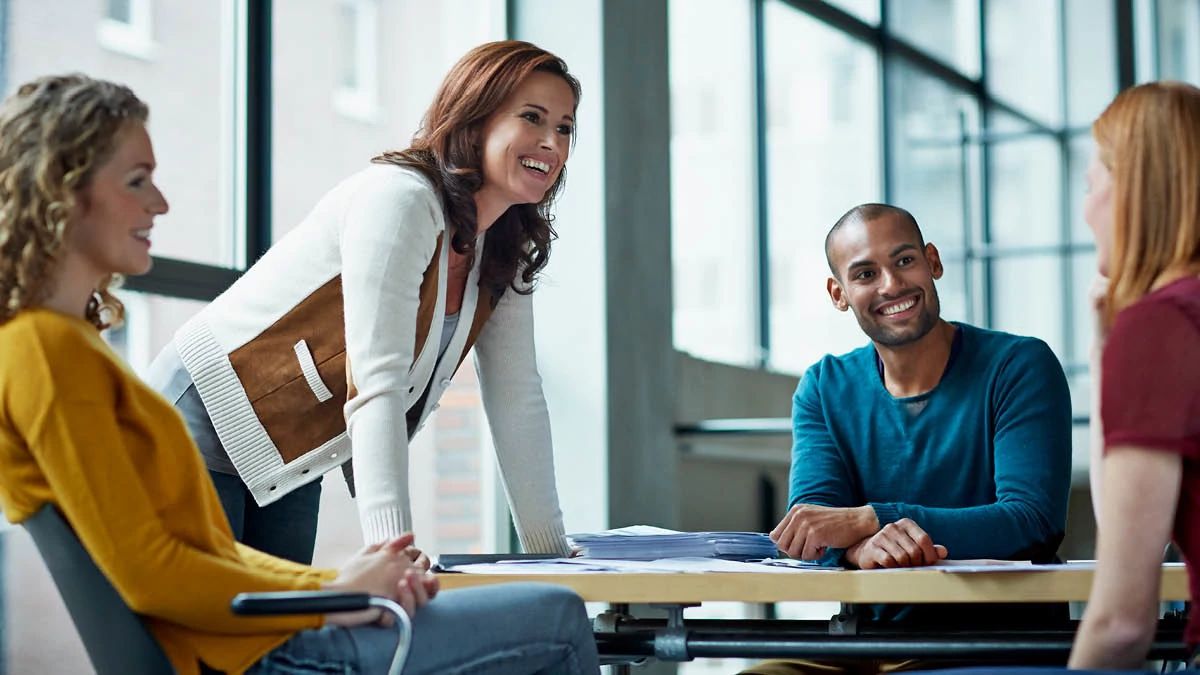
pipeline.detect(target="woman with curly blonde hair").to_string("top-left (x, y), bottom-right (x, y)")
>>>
top-left (0, 74), bottom-right (598, 675)
top-left (0, 74), bottom-right (149, 328)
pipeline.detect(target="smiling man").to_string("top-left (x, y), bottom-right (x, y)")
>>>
top-left (746, 204), bottom-right (1073, 674)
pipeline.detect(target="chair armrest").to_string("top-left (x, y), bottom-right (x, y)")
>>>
top-left (231, 591), bottom-right (412, 675)
top-left (232, 591), bottom-right (371, 615)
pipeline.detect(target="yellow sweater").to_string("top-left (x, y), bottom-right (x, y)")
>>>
top-left (0, 309), bottom-right (338, 675)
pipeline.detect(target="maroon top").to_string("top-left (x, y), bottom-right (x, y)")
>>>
top-left (1102, 275), bottom-right (1200, 644)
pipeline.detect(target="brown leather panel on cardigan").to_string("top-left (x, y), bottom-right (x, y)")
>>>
top-left (228, 234), bottom-right (497, 465)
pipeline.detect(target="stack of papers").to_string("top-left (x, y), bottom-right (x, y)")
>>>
top-left (448, 557), bottom-right (834, 574)
top-left (570, 525), bottom-right (779, 561)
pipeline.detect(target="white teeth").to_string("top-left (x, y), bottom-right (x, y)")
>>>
top-left (520, 157), bottom-right (550, 174)
top-left (133, 229), bottom-right (151, 240)
top-left (880, 297), bottom-right (917, 316)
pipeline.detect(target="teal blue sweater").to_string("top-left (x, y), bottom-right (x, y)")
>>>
top-left (790, 323), bottom-right (1071, 564)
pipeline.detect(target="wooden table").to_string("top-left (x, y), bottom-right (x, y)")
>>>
top-left (440, 564), bottom-right (1190, 604)
top-left (439, 566), bottom-right (1192, 667)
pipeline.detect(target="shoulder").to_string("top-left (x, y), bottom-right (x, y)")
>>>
top-left (959, 322), bottom-right (1059, 371)
top-left (797, 344), bottom-right (875, 394)
top-left (0, 311), bottom-right (94, 366)
top-left (339, 164), bottom-right (445, 228)
top-left (354, 164), bottom-right (441, 206)
top-left (1108, 285), bottom-right (1200, 359)
top-left (0, 311), bottom-right (114, 410)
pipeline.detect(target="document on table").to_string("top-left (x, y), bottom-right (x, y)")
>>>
top-left (445, 557), bottom-right (842, 575)
top-left (569, 525), bottom-right (780, 561)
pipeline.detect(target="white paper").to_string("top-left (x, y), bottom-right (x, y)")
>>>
top-left (450, 556), bottom-right (840, 575)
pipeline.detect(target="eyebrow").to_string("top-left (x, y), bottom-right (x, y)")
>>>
top-left (845, 243), bottom-right (920, 272)
top-left (129, 162), bottom-right (155, 172)
top-left (523, 103), bottom-right (574, 123)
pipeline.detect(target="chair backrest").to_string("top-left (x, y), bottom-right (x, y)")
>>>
top-left (22, 504), bottom-right (174, 675)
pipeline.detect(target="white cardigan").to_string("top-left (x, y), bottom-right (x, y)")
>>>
top-left (171, 164), bottom-right (568, 554)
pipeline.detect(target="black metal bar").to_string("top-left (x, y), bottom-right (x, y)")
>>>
top-left (594, 619), bottom-right (1188, 662)
top-left (246, 0), bottom-right (273, 263)
top-left (1115, 0), bottom-right (1137, 89)
top-left (753, 0), bottom-right (771, 367)
top-left (123, 258), bottom-right (242, 301)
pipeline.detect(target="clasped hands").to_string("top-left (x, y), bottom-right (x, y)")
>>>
top-left (769, 504), bottom-right (947, 569)
top-left (322, 533), bottom-right (438, 627)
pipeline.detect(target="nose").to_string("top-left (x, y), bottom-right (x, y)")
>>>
top-left (878, 269), bottom-right (903, 296)
top-left (539, 128), bottom-right (563, 157)
top-left (149, 184), bottom-right (169, 215)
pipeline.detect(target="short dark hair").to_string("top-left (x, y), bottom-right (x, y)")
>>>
top-left (824, 203), bottom-right (926, 277)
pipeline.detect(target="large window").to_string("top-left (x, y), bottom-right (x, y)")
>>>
top-left (668, 0), bottom-right (1139, 387)
top-left (1, 1), bottom-right (505, 671)
top-left (669, 0), bottom-right (758, 366)
top-left (764, 1), bottom-right (881, 373)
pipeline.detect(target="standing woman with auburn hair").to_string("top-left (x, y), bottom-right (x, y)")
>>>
top-left (1066, 80), bottom-right (1200, 669)
top-left (148, 40), bottom-right (580, 564)
top-left (0, 72), bottom-right (599, 675)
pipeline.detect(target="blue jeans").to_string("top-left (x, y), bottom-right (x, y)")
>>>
top-left (152, 344), bottom-right (326, 564)
top-left (208, 470), bottom-right (323, 565)
top-left (246, 583), bottom-right (600, 675)
top-left (175, 380), bottom-right (323, 565)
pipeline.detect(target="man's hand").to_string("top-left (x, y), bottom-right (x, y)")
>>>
top-left (770, 504), bottom-right (880, 560)
top-left (844, 519), bottom-right (947, 569)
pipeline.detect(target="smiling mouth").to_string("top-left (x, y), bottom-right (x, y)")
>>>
top-left (877, 295), bottom-right (918, 317)
top-left (520, 157), bottom-right (551, 175)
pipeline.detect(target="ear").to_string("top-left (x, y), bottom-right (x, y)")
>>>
top-left (925, 243), bottom-right (944, 280)
top-left (827, 277), bottom-right (849, 312)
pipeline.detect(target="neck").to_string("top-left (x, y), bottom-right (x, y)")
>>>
top-left (1151, 265), bottom-right (1200, 292)
top-left (40, 253), bottom-right (101, 322)
top-left (472, 187), bottom-right (511, 235)
top-left (875, 320), bottom-right (956, 398)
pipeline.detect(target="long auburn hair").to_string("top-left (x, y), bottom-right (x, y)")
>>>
top-left (1093, 81), bottom-right (1200, 323)
top-left (0, 74), bottom-right (148, 329)
top-left (374, 40), bottom-right (581, 296)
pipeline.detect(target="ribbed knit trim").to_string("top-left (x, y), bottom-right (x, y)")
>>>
top-left (362, 507), bottom-right (409, 545)
top-left (174, 317), bottom-right (350, 507)
top-left (516, 519), bottom-right (570, 556)
top-left (870, 502), bottom-right (902, 528)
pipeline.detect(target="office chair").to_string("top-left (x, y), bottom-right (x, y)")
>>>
top-left (22, 503), bottom-right (175, 674)
top-left (23, 504), bottom-right (412, 675)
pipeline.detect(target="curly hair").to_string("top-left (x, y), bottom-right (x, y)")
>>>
top-left (374, 40), bottom-right (581, 296)
top-left (0, 74), bottom-right (148, 329)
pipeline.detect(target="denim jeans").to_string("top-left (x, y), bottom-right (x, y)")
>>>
top-left (247, 583), bottom-right (600, 675)
top-left (208, 469), bottom-right (323, 565)
top-left (174, 377), bottom-right (323, 564)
